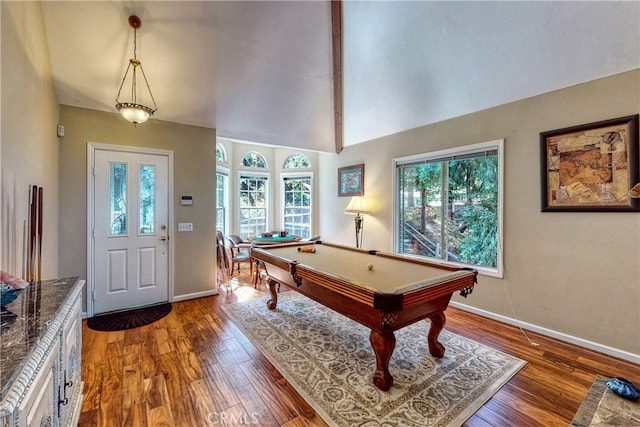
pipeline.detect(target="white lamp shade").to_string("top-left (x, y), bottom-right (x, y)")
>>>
top-left (345, 196), bottom-right (369, 214)
top-left (117, 105), bottom-right (151, 124)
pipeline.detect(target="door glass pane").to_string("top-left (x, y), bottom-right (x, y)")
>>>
top-left (139, 165), bottom-right (155, 234)
top-left (110, 162), bottom-right (127, 235)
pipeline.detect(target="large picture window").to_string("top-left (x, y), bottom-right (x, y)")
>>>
top-left (239, 174), bottom-right (268, 238)
top-left (395, 140), bottom-right (503, 277)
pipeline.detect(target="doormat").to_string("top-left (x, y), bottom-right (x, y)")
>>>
top-left (87, 302), bottom-right (172, 331)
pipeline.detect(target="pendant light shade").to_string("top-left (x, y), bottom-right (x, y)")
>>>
top-left (115, 15), bottom-right (157, 125)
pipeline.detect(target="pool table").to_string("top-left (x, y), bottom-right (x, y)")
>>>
top-left (250, 241), bottom-right (477, 391)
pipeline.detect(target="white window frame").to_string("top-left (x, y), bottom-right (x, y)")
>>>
top-left (392, 139), bottom-right (504, 278)
top-left (216, 165), bottom-right (229, 236)
top-left (238, 171), bottom-right (270, 239)
top-left (280, 172), bottom-right (313, 238)
top-left (216, 143), bottom-right (228, 164)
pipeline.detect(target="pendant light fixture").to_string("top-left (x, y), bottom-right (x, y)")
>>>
top-left (115, 15), bottom-right (157, 125)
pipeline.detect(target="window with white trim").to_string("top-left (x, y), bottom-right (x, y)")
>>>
top-left (241, 152), bottom-right (267, 168)
top-left (282, 174), bottom-right (312, 239)
top-left (239, 174), bottom-right (268, 239)
top-left (216, 169), bottom-right (228, 234)
top-left (216, 143), bottom-right (227, 163)
top-left (394, 140), bottom-right (503, 277)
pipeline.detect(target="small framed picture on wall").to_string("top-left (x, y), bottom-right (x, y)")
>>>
top-left (338, 163), bottom-right (364, 197)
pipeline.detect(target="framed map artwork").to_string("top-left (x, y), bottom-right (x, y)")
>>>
top-left (540, 115), bottom-right (639, 212)
top-left (338, 163), bottom-right (364, 197)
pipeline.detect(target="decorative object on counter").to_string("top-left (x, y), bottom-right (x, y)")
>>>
top-left (0, 282), bottom-right (18, 306)
top-left (606, 377), bottom-right (640, 400)
top-left (87, 302), bottom-right (172, 331)
top-left (1, 271), bottom-right (29, 290)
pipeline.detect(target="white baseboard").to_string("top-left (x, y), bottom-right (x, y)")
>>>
top-left (450, 301), bottom-right (640, 365)
top-left (172, 289), bottom-right (219, 302)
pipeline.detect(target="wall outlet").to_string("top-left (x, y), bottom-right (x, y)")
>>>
top-left (178, 222), bottom-right (193, 232)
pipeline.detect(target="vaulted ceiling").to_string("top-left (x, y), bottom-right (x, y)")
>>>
top-left (40, 1), bottom-right (639, 153)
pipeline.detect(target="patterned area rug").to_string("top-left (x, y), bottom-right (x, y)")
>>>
top-left (87, 302), bottom-right (172, 331)
top-left (222, 293), bottom-right (526, 426)
top-left (571, 375), bottom-right (640, 426)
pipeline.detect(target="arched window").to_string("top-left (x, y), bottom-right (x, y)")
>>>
top-left (216, 143), bottom-right (227, 163)
top-left (283, 154), bottom-right (311, 169)
top-left (241, 152), bottom-right (267, 168)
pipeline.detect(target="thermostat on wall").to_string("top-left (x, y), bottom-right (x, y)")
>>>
top-left (181, 195), bottom-right (193, 206)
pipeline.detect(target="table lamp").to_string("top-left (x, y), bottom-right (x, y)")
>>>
top-left (345, 196), bottom-right (369, 248)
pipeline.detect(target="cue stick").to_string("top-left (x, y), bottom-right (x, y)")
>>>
top-left (26, 185), bottom-right (33, 281)
top-left (37, 187), bottom-right (43, 281)
top-left (29, 184), bottom-right (37, 282)
top-left (22, 220), bottom-right (27, 279)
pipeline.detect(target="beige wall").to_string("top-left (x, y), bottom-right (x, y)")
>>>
top-left (319, 69), bottom-right (640, 357)
top-left (1, 1), bottom-right (60, 279)
top-left (58, 106), bottom-right (217, 307)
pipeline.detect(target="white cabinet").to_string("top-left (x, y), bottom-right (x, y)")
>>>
top-left (18, 340), bottom-right (58, 427)
top-left (0, 278), bottom-right (84, 427)
top-left (58, 297), bottom-right (82, 427)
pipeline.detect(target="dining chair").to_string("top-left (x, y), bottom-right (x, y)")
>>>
top-left (227, 234), bottom-right (252, 277)
top-left (216, 231), bottom-right (232, 291)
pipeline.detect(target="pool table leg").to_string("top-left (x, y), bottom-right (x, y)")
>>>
top-left (266, 278), bottom-right (279, 309)
top-left (427, 310), bottom-right (446, 358)
top-left (370, 329), bottom-right (396, 391)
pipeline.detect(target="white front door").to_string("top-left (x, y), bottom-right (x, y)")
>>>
top-left (90, 146), bottom-right (171, 314)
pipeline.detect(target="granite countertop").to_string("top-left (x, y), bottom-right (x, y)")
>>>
top-left (0, 277), bottom-right (83, 401)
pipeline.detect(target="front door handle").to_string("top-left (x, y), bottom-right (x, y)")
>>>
top-left (160, 235), bottom-right (168, 241)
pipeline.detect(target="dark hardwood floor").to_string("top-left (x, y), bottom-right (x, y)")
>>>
top-left (79, 269), bottom-right (640, 426)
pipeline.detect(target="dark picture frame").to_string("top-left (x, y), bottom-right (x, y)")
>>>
top-left (540, 114), bottom-right (639, 212)
top-left (338, 163), bottom-right (364, 197)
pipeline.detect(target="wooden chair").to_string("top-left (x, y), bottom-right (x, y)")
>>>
top-left (216, 231), bottom-right (232, 291)
top-left (226, 234), bottom-right (252, 277)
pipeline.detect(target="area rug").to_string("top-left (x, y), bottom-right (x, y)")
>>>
top-left (87, 302), bottom-right (172, 331)
top-left (571, 375), bottom-right (640, 426)
top-left (221, 292), bottom-right (526, 426)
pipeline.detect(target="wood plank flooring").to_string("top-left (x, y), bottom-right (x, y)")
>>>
top-left (79, 270), bottom-right (640, 426)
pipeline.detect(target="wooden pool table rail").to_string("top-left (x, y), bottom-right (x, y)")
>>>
top-left (251, 241), bottom-right (478, 390)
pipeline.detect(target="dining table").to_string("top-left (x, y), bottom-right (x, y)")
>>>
top-left (250, 234), bottom-right (302, 245)
top-left (248, 234), bottom-right (302, 286)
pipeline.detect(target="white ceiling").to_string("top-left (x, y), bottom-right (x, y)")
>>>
top-left (40, 1), bottom-right (640, 153)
